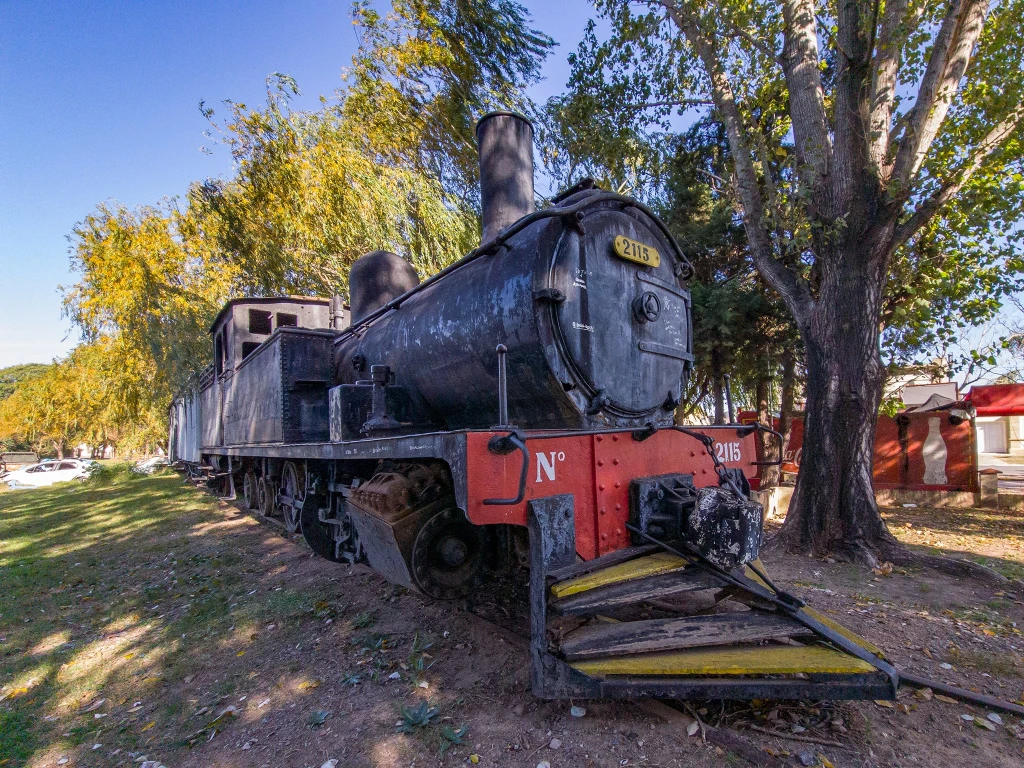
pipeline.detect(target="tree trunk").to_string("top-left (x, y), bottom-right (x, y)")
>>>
top-left (755, 374), bottom-right (781, 488)
top-left (711, 348), bottom-right (725, 425)
top-left (777, 257), bottom-right (898, 564)
top-left (778, 347), bottom-right (797, 478)
top-left (53, 440), bottom-right (64, 460)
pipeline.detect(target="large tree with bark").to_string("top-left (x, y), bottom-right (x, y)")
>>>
top-left (570, 0), bottom-right (1024, 562)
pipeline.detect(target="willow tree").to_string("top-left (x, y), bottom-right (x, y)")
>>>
top-left (572, 0), bottom-right (1024, 562)
top-left (64, 0), bottom-right (555, 421)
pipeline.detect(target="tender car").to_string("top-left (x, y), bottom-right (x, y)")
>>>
top-left (5, 459), bottom-right (93, 488)
top-left (133, 456), bottom-right (170, 474)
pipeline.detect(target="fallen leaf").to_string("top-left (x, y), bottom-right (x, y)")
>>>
top-left (935, 694), bottom-right (958, 704)
top-left (236, 651), bottom-right (245, 657)
top-left (913, 687), bottom-right (933, 701)
top-left (140, 721), bottom-right (156, 732)
top-left (686, 721), bottom-right (699, 737)
top-left (874, 700), bottom-right (895, 708)
top-left (81, 698), bottom-right (106, 713)
top-left (974, 716), bottom-right (996, 731)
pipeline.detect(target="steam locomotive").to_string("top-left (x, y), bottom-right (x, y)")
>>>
top-left (170, 113), bottom-right (897, 701)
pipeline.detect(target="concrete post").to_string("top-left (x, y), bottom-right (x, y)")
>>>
top-left (978, 468), bottom-right (1001, 508)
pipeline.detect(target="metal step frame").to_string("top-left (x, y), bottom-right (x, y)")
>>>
top-left (527, 495), bottom-right (897, 701)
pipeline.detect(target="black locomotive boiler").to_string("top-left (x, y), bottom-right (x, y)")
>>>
top-left (170, 112), bottom-right (898, 702)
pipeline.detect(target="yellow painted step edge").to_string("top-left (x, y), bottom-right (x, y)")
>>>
top-left (571, 643), bottom-right (878, 677)
top-left (801, 607), bottom-right (885, 658)
top-left (743, 558), bottom-right (770, 588)
top-left (742, 560), bottom-right (885, 658)
top-left (550, 552), bottom-right (689, 599)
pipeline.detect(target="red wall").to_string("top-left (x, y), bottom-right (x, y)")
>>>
top-left (739, 410), bottom-right (977, 492)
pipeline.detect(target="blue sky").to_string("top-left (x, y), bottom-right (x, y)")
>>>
top-left (0, 0), bottom-right (592, 368)
top-left (1, 2), bottom-right (1018, 379)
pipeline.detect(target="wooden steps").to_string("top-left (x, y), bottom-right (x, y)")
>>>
top-left (547, 544), bottom-right (660, 583)
top-left (533, 543), bottom-right (893, 701)
top-left (551, 568), bottom-right (725, 616)
top-left (560, 612), bottom-right (812, 660)
top-left (550, 552), bottom-right (689, 599)
top-left (571, 643), bottom-right (878, 677)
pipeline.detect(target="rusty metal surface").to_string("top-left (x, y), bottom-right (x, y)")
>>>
top-left (201, 431), bottom-right (471, 514)
top-left (477, 111), bottom-right (535, 243)
top-left (348, 251), bottom-right (420, 322)
top-left (332, 193), bottom-right (692, 433)
top-left (222, 328), bottom-right (335, 445)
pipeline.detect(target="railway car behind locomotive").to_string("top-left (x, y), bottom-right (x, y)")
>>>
top-left (170, 112), bottom-right (899, 702)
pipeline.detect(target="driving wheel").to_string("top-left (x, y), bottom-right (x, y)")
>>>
top-left (242, 470), bottom-right (258, 510)
top-left (280, 462), bottom-right (304, 533)
top-left (410, 506), bottom-right (487, 599)
top-left (256, 476), bottom-right (276, 519)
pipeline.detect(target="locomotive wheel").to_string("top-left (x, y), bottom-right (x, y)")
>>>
top-left (279, 462), bottom-right (304, 533)
top-left (301, 496), bottom-right (344, 563)
top-left (256, 476), bottom-right (275, 519)
top-left (410, 507), bottom-right (486, 600)
top-left (242, 470), bottom-right (258, 510)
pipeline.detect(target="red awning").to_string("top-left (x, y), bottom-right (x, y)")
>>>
top-left (966, 383), bottom-right (1024, 416)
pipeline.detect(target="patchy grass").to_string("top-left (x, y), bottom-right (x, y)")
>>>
top-left (883, 504), bottom-right (1024, 581)
top-left (947, 646), bottom-right (1024, 677)
top-left (5, 474), bottom-right (1024, 768)
top-left (0, 467), bottom-right (217, 766)
top-left (0, 468), bottom-right (340, 768)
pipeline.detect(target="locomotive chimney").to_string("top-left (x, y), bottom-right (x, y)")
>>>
top-left (476, 111), bottom-right (534, 243)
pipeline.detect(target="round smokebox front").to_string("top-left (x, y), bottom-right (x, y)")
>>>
top-left (545, 207), bottom-right (692, 421)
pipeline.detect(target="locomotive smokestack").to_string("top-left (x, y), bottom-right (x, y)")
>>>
top-left (476, 111), bottom-right (534, 243)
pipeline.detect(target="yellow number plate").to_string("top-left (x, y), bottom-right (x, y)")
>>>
top-left (613, 235), bottom-right (660, 268)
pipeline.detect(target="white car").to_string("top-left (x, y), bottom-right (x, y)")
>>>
top-left (133, 456), bottom-right (170, 474)
top-left (5, 459), bottom-right (93, 488)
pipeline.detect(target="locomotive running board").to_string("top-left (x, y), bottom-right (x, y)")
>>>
top-left (528, 495), bottom-right (897, 701)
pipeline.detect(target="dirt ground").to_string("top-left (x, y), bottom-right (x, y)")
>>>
top-left (2, 471), bottom-right (1024, 768)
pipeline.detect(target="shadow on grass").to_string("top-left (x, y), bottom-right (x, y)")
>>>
top-left (0, 467), bottom-right (349, 767)
top-left (881, 505), bottom-right (1024, 540)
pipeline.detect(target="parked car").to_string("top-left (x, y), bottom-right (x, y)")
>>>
top-left (5, 459), bottom-right (94, 488)
top-left (0, 452), bottom-right (39, 478)
top-left (133, 456), bottom-right (170, 474)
